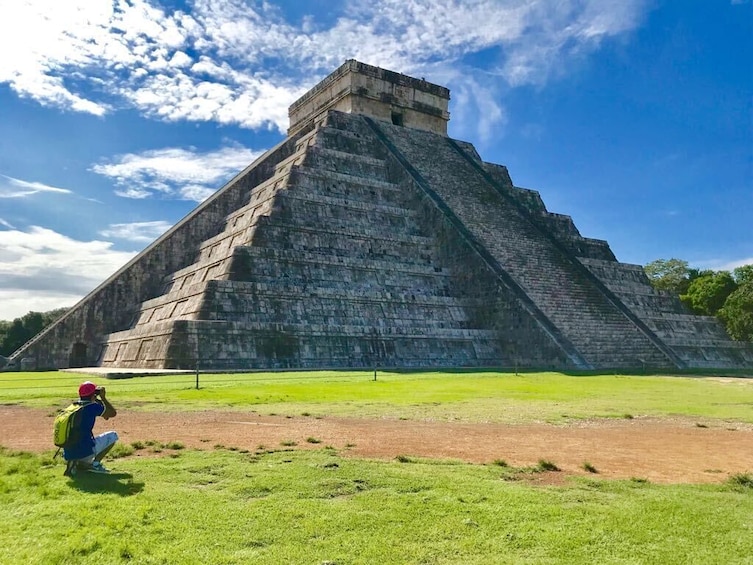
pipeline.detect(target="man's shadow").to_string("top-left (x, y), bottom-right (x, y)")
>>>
top-left (67, 472), bottom-right (144, 496)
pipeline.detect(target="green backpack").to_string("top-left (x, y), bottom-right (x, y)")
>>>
top-left (53, 401), bottom-right (92, 449)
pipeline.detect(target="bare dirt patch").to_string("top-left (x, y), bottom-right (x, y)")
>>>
top-left (2, 405), bottom-right (752, 484)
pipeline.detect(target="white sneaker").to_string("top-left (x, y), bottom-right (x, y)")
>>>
top-left (87, 461), bottom-right (110, 474)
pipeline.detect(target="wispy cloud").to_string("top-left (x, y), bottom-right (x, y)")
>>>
top-left (99, 221), bottom-right (173, 243)
top-left (0, 0), bottom-right (650, 136)
top-left (0, 218), bottom-right (15, 229)
top-left (90, 145), bottom-right (264, 201)
top-left (696, 257), bottom-right (753, 272)
top-left (0, 175), bottom-right (73, 198)
top-left (0, 226), bottom-right (136, 320)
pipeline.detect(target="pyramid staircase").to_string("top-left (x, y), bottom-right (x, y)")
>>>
top-left (99, 111), bottom-right (538, 369)
top-left (367, 118), bottom-right (682, 369)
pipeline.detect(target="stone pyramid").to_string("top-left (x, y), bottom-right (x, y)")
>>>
top-left (10, 60), bottom-right (752, 371)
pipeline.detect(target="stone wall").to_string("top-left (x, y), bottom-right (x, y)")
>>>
top-left (288, 60), bottom-right (450, 136)
top-left (9, 132), bottom-right (307, 369)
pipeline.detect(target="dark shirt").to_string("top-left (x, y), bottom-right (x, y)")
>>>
top-left (63, 401), bottom-right (105, 460)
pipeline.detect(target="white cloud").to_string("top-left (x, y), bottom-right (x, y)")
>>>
top-left (90, 145), bottom-right (265, 201)
top-left (0, 290), bottom-right (80, 322)
top-left (0, 175), bottom-right (73, 198)
top-left (497, 0), bottom-right (649, 86)
top-left (179, 184), bottom-right (218, 202)
top-left (447, 74), bottom-right (508, 143)
top-left (695, 258), bottom-right (753, 272)
top-left (98, 221), bottom-right (173, 243)
top-left (0, 0), bottom-right (650, 133)
top-left (0, 226), bottom-right (136, 320)
top-left (0, 218), bottom-right (15, 229)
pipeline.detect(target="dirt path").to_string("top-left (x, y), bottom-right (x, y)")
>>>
top-left (2, 405), bottom-right (752, 484)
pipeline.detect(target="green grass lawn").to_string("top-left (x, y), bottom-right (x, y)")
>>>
top-left (1, 446), bottom-right (751, 565)
top-left (1, 369), bottom-right (752, 424)
top-left (2, 370), bottom-right (752, 563)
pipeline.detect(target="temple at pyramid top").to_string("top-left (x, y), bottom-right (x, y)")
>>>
top-left (288, 60), bottom-right (451, 136)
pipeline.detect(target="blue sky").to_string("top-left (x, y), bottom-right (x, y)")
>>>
top-left (0, 0), bottom-right (750, 320)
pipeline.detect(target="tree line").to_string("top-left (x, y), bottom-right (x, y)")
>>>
top-left (1, 259), bottom-right (751, 358)
top-left (643, 259), bottom-right (753, 342)
top-left (0, 308), bottom-right (69, 358)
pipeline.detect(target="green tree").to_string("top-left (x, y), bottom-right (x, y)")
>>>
top-left (718, 283), bottom-right (753, 341)
top-left (0, 319), bottom-right (31, 357)
top-left (680, 271), bottom-right (738, 316)
top-left (718, 265), bottom-right (753, 341)
top-left (21, 312), bottom-right (44, 337)
top-left (643, 258), bottom-right (698, 294)
top-left (0, 308), bottom-right (69, 357)
top-left (733, 264), bottom-right (753, 286)
top-left (0, 320), bottom-right (10, 359)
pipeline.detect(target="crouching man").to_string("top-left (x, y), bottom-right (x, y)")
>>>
top-left (63, 381), bottom-right (118, 476)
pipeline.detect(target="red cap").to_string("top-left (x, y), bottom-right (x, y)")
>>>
top-left (78, 381), bottom-right (97, 397)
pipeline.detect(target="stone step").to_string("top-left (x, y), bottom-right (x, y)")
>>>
top-left (111, 317), bottom-right (501, 341)
top-left (291, 165), bottom-right (401, 193)
top-left (234, 246), bottom-right (445, 277)
top-left (314, 125), bottom-right (389, 159)
top-left (659, 337), bottom-right (752, 349)
top-left (137, 282), bottom-right (461, 317)
top-left (251, 221), bottom-right (436, 262)
top-left (256, 216), bottom-right (433, 245)
top-left (228, 256), bottom-right (452, 295)
top-left (209, 279), bottom-right (462, 306)
top-left (299, 152), bottom-right (389, 183)
top-left (289, 168), bottom-right (410, 208)
top-left (308, 145), bottom-right (388, 171)
top-left (207, 310), bottom-right (474, 331)
top-left (190, 319), bottom-right (502, 339)
top-left (268, 201), bottom-right (422, 238)
top-left (276, 190), bottom-right (416, 219)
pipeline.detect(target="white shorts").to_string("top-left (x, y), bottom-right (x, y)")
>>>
top-left (78, 431), bottom-right (118, 463)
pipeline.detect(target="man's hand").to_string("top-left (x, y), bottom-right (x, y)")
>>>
top-left (97, 387), bottom-right (117, 419)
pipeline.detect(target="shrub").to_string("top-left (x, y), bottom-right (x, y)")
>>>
top-left (727, 473), bottom-right (753, 489)
top-left (536, 459), bottom-right (560, 472)
top-left (109, 443), bottom-right (134, 459)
